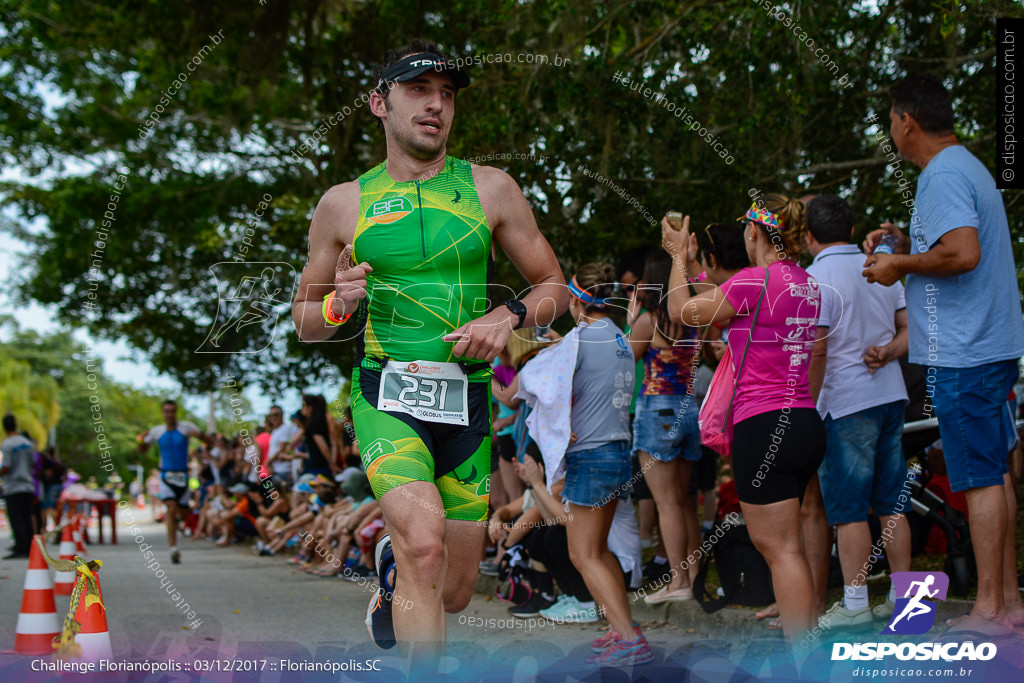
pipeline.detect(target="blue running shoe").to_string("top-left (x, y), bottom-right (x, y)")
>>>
top-left (365, 534), bottom-right (397, 649)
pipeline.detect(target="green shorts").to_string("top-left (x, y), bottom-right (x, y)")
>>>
top-left (352, 365), bottom-right (492, 522)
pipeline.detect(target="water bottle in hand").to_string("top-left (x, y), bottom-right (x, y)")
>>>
top-left (873, 232), bottom-right (900, 255)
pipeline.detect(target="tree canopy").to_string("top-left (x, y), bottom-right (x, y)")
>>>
top-left (2, 0), bottom-right (1021, 393)
top-left (0, 320), bottom-right (208, 481)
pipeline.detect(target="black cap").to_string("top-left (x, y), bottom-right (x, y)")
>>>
top-left (378, 52), bottom-right (470, 91)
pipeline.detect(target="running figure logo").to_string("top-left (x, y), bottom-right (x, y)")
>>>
top-left (198, 262), bottom-right (294, 354)
top-left (882, 571), bottom-right (949, 635)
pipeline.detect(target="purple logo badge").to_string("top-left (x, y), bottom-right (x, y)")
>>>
top-left (882, 571), bottom-right (949, 635)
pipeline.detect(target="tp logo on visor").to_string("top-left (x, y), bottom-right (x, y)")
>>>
top-left (882, 571), bottom-right (949, 635)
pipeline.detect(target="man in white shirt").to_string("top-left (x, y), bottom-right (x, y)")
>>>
top-left (266, 405), bottom-right (298, 484)
top-left (806, 195), bottom-right (911, 630)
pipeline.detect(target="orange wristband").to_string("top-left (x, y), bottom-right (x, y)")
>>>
top-left (322, 291), bottom-right (352, 326)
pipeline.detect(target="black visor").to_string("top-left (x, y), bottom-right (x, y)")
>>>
top-left (378, 52), bottom-right (470, 90)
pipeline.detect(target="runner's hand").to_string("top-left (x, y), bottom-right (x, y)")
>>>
top-left (443, 307), bottom-right (515, 362)
top-left (334, 244), bottom-right (372, 316)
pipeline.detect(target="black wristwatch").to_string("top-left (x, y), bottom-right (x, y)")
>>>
top-left (504, 299), bottom-right (527, 330)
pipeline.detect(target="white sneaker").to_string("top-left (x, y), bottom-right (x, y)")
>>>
top-left (540, 595), bottom-right (599, 623)
top-left (818, 600), bottom-right (872, 631)
top-left (872, 598), bottom-right (896, 621)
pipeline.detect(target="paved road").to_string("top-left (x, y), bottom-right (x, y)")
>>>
top-left (0, 512), bottom-right (716, 681)
top-left (2, 511), bottom-right (1021, 682)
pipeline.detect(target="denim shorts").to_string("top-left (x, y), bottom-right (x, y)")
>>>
top-left (41, 483), bottom-right (63, 509)
top-left (631, 394), bottom-right (702, 462)
top-left (932, 359), bottom-right (1019, 492)
top-left (818, 401), bottom-right (908, 525)
top-left (562, 441), bottom-right (631, 508)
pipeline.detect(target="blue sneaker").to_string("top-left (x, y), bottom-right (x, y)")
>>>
top-left (365, 534), bottom-right (397, 649)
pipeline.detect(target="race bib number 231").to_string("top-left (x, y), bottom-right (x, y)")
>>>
top-left (378, 360), bottom-right (469, 426)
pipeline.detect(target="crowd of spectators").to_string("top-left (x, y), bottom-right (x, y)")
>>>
top-left (9, 73), bottom-right (1019, 655)
top-left (171, 397), bottom-right (390, 581)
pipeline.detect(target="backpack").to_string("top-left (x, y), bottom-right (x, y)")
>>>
top-left (495, 543), bottom-right (532, 604)
top-left (693, 519), bottom-right (775, 613)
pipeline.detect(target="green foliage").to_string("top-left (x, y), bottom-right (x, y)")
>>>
top-left (1, 0), bottom-right (1022, 394)
top-left (0, 320), bottom-right (190, 483)
top-left (0, 346), bottom-right (60, 447)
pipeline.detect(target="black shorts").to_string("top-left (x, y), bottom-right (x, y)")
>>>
top-left (688, 446), bottom-right (719, 494)
top-left (732, 408), bottom-right (825, 506)
top-left (496, 434), bottom-right (517, 463)
top-left (630, 454), bottom-right (652, 501)
top-left (159, 470), bottom-right (190, 507)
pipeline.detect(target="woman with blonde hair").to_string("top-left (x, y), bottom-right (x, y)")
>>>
top-left (661, 195), bottom-right (825, 645)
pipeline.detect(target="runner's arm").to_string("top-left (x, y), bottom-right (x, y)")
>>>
top-left (292, 182), bottom-right (369, 342)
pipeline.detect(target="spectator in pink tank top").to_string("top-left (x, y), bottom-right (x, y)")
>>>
top-left (661, 194), bottom-right (826, 647)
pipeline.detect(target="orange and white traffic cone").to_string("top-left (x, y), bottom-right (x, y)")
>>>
top-left (53, 525), bottom-right (77, 596)
top-left (4, 535), bottom-right (60, 654)
top-left (71, 569), bottom-right (112, 662)
top-left (72, 515), bottom-right (87, 555)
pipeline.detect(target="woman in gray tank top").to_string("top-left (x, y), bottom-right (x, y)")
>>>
top-left (559, 263), bottom-right (653, 668)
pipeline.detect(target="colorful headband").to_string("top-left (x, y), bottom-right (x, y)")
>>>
top-left (568, 275), bottom-right (608, 306)
top-left (739, 203), bottom-right (785, 231)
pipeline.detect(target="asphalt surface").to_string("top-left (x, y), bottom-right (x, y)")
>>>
top-left (1, 510), bottom-right (1022, 682)
top-left (0, 510), bottom-right (714, 682)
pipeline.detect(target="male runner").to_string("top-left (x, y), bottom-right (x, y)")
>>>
top-left (138, 400), bottom-right (210, 563)
top-left (291, 40), bottom-right (567, 657)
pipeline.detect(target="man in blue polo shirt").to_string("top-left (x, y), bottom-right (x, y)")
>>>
top-left (864, 74), bottom-right (1024, 636)
top-left (138, 400), bottom-right (210, 564)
